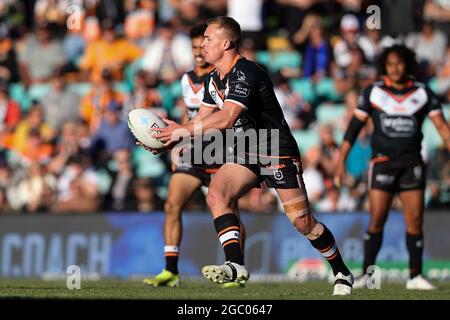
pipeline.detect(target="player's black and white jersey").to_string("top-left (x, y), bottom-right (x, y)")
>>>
top-left (357, 77), bottom-right (442, 161)
top-left (201, 56), bottom-right (300, 157)
top-left (181, 70), bottom-right (209, 120)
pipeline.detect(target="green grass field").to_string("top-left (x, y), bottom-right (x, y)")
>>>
top-left (0, 279), bottom-right (449, 300)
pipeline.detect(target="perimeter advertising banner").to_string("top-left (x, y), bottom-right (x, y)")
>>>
top-left (0, 212), bottom-right (449, 280)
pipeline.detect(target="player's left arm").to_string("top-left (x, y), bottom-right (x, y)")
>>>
top-left (430, 112), bottom-right (450, 152)
top-left (426, 86), bottom-right (450, 151)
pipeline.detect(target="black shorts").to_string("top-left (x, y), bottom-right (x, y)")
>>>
top-left (368, 157), bottom-right (426, 193)
top-left (173, 161), bottom-right (218, 187)
top-left (238, 156), bottom-right (306, 189)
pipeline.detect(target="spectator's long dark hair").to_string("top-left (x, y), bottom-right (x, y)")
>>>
top-left (378, 44), bottom-right (419, 78)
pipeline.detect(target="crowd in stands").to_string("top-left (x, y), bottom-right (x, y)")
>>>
top-left (0, 0), bottom-right (448, 214)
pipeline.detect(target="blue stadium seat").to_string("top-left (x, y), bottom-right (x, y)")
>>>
top-left (291, 129), bottom-right (320, 154)
top-left (67, 82), bottom-right (91, 96)
top-left (124, 58), bottom-right (143, 91)
top-left (132, 146), bottom-right (166, 178)
top-left (256, 51), bottom-right (302, 73)
top-left (8, 83), bottom-right (29, 111)
top-left (96, 168), bottom-right (112, 194)
top-left (289, 78), bottom-right (315, 103)
top-left (316, 103), bottom-right (346, 124)
top-left (315, 77), bottom-right (342, 102)
top-left (28, 84), bottom-right (51, 103)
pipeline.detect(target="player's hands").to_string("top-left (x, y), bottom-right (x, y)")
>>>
top-left (151, 118), bottom-right (190, 144)
top-left (334, 161), bottom-right (346, 188)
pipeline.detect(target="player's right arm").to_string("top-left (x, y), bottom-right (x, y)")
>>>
top-left (335, 85), bottom-right (372, 187)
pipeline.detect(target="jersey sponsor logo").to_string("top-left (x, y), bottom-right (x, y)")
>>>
top-left (229, 81), bottom-right (250, 98)
top-left (380, 114), bottom-right (417, 137)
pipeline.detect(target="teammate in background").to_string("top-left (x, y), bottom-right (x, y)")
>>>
top-left (153, 17), bottom-right (354, 295)
top-left (142, 24), bottom-right (247, 288)
top-left (335, 45), bottom-right (450, 290)
top-left (142, 24), bottom-right (216, 288)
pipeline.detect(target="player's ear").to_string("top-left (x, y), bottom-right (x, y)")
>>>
top-left (224, 40), bottom-right (232, 50)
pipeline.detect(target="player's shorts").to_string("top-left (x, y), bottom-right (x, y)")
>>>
top-left (368, 157), bottom-right (426, 193)
top-left (234, 155), bottom-right (306, 189)
top-left (173, 160), bottom-right (218, 187)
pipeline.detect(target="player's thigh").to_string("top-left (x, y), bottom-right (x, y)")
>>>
top-left (368, 189), bottom-right (394, 225)
top-left (208, 163), bottom-right (259, 202)
top-left (166, 173), bottom-right (203, 209)
top-left (399, 189), bottom-right (424, 231)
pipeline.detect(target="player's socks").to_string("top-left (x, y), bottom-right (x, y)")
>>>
top-left (362, 231), bottom-right (383, 274)
top-left (310, 224), bottom-right (350, 276)
top-left (214, 213), bottom-right (244, 265)
top-left (406, 233), bottom-right (423, 279)
top-left (164, 245), bottom-right (179, 274)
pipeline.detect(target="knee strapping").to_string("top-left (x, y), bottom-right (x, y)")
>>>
top-left (283, 195), bottom-right (310, 224)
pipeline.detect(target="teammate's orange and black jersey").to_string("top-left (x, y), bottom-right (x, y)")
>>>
top-left (181, 70), bottom-right (209, 120)
top-left (356, 77), bottom-right (442, 162)
top-left (202, 56), bottom-right (300, 158)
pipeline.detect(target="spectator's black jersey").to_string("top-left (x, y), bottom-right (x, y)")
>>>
top-left (202, 56), bottom-right (300, 157)
top-left (357, 78), bottom-right (443, 161)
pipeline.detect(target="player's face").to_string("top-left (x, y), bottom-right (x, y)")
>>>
top-left (202, 24), bottom-right (227, 64)
top-left (385, 52), bottom-right (406, 83)
top-left (192, 36), bottom-right (209, 68)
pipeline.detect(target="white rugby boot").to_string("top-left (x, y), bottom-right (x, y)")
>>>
top-left (406, 275), bottom-right (436, 290)
top-left (352, 273), bottom-right (370, 289)
top-left (202, 261), bottom-right (249, 285)
top-left (333, 272), bottom-right (354, 296)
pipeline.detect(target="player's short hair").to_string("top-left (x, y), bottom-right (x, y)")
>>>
top-left (207, 16), bottom-right (241, 49)
top-left (378, 44), bottom-right (419, 77)
top-left (190, 23), bottom-right (207, 39)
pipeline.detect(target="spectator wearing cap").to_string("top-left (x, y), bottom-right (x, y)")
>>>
top-left (79, 19), bottom-right (142, 83)
top-left (0, 80), bottom-right (21, 148)
top-left (333, 14), bottom-right (361, 68)
top-left (80, 68), bottom-right (126, 133)
top-left (141, 21), bottom-right (193, 84)
top-left (91, 101), bottom-right (135, 167)
top-left (18, 22), bottom-right (65, 86)
top-left (0, 23), bottom-right (20, 83)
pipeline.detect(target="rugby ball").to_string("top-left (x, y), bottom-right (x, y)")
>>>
top-left (127, 108), bottom-right (167, 149)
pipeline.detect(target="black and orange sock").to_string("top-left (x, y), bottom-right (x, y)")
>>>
top-left (362, 231), bottom-right (383, 274)
top-left (406, 233), bottom-right (423, 279)
top-left (214, 213), bottom-right (244, 265)
top-left (310, 224), bottom-right (350, 276)
top-left (164, 245), bottom-right (179, 274)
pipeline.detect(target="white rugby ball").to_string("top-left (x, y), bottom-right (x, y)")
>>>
top-left (127, 108), bottom-right (167, 149)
